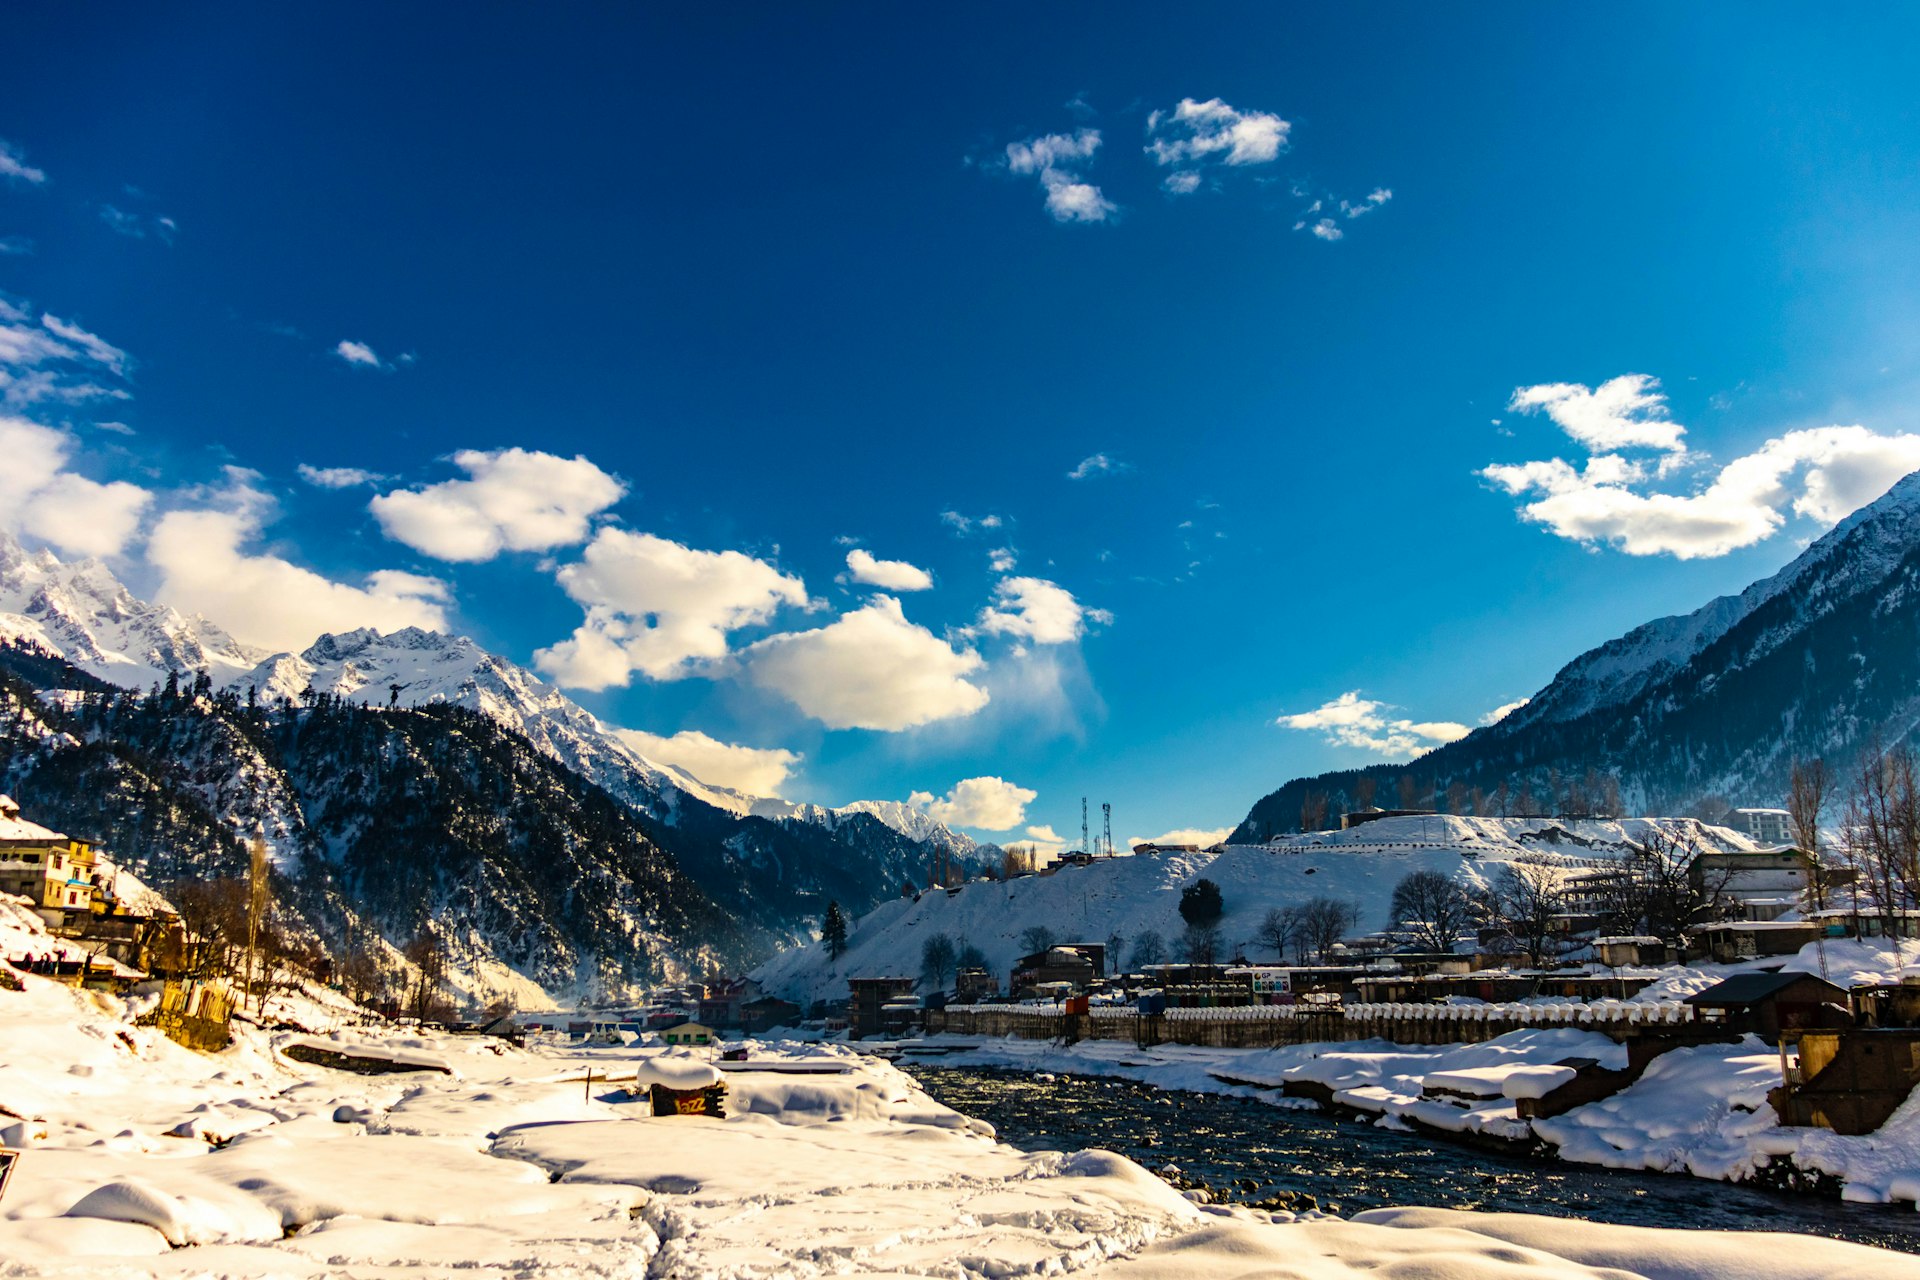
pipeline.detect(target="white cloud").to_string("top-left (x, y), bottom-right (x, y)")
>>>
top-left (1309, 218), bottom-right (1343, 241)
top-left (0, 417), bottom-right (152, 557)
top-left (1162, 171), bottom-right (1203, 196)
top-left (0, 139), bottom-right (46, 185)
top-left (940, 510), bottom-right (1003, 535)
top-left (298, 464), bottom-right (386, 490)
top-left (0, 236), bottom-right (31, 255)
top-left (1278, 691), bottom-right (1470, 758)
top-left (973, 577), bottom-right (1110, 646)
top-left (744, 594), bottom-right (989, 731)
top-left (908, 776), bottom-right (1037, 831)
top-left (988, 546), bottom-right (1017, 573)
top-left (844, 547), bottom-right (933, 592)
top-left (371, 447), bottom-right (625, 562)
top-left (1508, 374), bottom-right (1685, 454)
top-left (1067, 452), bottom-right (1128, 480)
top-left (1146, 98), bottom-right (1290, 169)
top-left (334, 340), bottom-right (384, 368)
top-left (1000, 129), bottom-right (1115, 224)
top-left (147, 474), bottom-right (450, 651)
top-left (535, 528), bottom-right (808, 689)
top-left (1129, 827), bottom-right (1231, 849)
top-left (1481, 698), bottom-right (1530, 726)
top-left (611, 727), bottom-right (800, 799)
top-left (0, 303), bottom-right (132, 408)
top-left (98, 205), bottom-right (176, 243)
top-left (1018, 824), bottom-right (1070, 859)
top-left (1485, 371), bottom-right (1920, 558)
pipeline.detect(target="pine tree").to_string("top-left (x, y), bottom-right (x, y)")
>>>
top-left (822, 900), bottom-right (848, 960)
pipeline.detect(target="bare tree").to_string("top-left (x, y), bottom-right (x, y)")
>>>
top-left (1128, 930), bottom-right (1166, 970)
top-left (1299, 790), bottom-right (1329, 833)
top-left (1017, 925), bottom-right (1057, 956)
top-left (1255, 907), bottom-right (1297, 960)
top-left (920, 933), bottom-right (957, 990)
top-left (1445, 781), bottom-right (1468, 815)
top-left (1353, 776), bottom-right (1378, 812)
top-left (1843, 744), bottom-right (1920, 942)
top-left (1397, 773), bottom-right (1418, 810)
top-left (1295, 897), bottom-right (1360, 962)
top-left (1600, 827), bottom-right (1722, 947)
top-left (1788, 756), bottom-right (1834, 909)
top-left (1182, 924), bottom-right (1222, 966)
top-left (1486, 859), bottom-right (1565, 966)
top-left (1389, 870), bottom-right (1476, 953)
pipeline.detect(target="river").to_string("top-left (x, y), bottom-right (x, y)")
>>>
top-left (902, 1064), bottom-right (1920, 1254)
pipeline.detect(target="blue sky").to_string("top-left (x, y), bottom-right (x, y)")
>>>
top-left (5, 5), bottom-right (1920, 849)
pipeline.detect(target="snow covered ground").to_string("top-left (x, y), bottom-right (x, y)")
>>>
top-left (7, 904), bottom-right (1920, 1277)
top-left (755, 815), bottom-right (1757, 1006)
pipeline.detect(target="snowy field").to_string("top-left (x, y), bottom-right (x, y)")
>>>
top-left (4, 925), bottom-right (1920, 1275)
top-left (756, 816), bottom-right (1754, 1006)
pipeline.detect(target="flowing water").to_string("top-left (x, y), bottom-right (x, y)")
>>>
top-left (903, 1064), bottom-right (1920, 1254)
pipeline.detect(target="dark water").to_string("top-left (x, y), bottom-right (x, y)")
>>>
top-left (902, 1064), bottom-right (1920, 1255)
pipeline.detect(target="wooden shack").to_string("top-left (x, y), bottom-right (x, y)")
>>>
top-left (1683, 971), bottom-right (1850, 1044)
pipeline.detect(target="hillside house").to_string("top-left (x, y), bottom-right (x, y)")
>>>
top-left (0, 796), bottom-right (107, 924)
top-left (660, 1021), bottom-right (718, 1047)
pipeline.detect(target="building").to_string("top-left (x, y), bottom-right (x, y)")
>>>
top-left (660, 1021), bottom-right (718, 1047)
top-left (954, 966), bottom-right (1000, 1002)
top-left (1340, 808), bottom-right (1436, 831)
top-left (847, 977), bottom-right (916, 1038)
top-left (0, 795), bottom-right (107, 923)
top-left (740, 996), bottom-right (802, 1034)
top-left (1010, 944), bottom-right (1104, 996)
top-left (1683, 971), bottom-right (1850, 1044)
top-left (698, 977), bottom-right (761, 1029)
top-left (1726, 807), bottom-right (1794, 846)
top-left (1686, 919), bottom-right (1823, 964)
top-left (1690, 847), bottom-right (1812, 918)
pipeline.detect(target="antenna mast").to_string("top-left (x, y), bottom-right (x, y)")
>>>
top-left (1102, 802), bottom-right (1113, 857)
top-left (1081, 797), bottom-right (1090, 859)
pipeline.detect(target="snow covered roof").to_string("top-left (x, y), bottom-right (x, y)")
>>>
top-left (0, 796), bottom-right (67, 842)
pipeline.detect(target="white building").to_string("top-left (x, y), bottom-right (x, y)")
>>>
top-left (1728, 807), bottom-right (1794, 846)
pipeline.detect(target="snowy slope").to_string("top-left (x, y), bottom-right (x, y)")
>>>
top-left (1237, 467), bottom-right (1920, 832)
top-left (753, 815), bottom-right (1752, 1006)
top-left (1507, 469), bottom-right (1920, 732)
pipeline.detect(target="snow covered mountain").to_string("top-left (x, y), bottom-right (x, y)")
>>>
top-left (0, 534), bottom-right (268, 691)
top-left (1236, 467), bottom-right (1920, 835)
top-left (0, 533), bottom-right (982, 955)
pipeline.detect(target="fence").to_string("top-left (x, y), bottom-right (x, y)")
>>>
top-left (929, 998), bottom-right (1697, 1049)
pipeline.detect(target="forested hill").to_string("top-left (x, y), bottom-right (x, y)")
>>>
top-left (0, 647), bottom-right (757, 998)
top-left (1234, 468), bottom-right (1920, 840)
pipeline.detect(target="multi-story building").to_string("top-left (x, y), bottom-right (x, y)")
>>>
top-left (1727, 807), bottom-right (1794, 846)
top-left (0, 795), bottom-right (105, 923)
